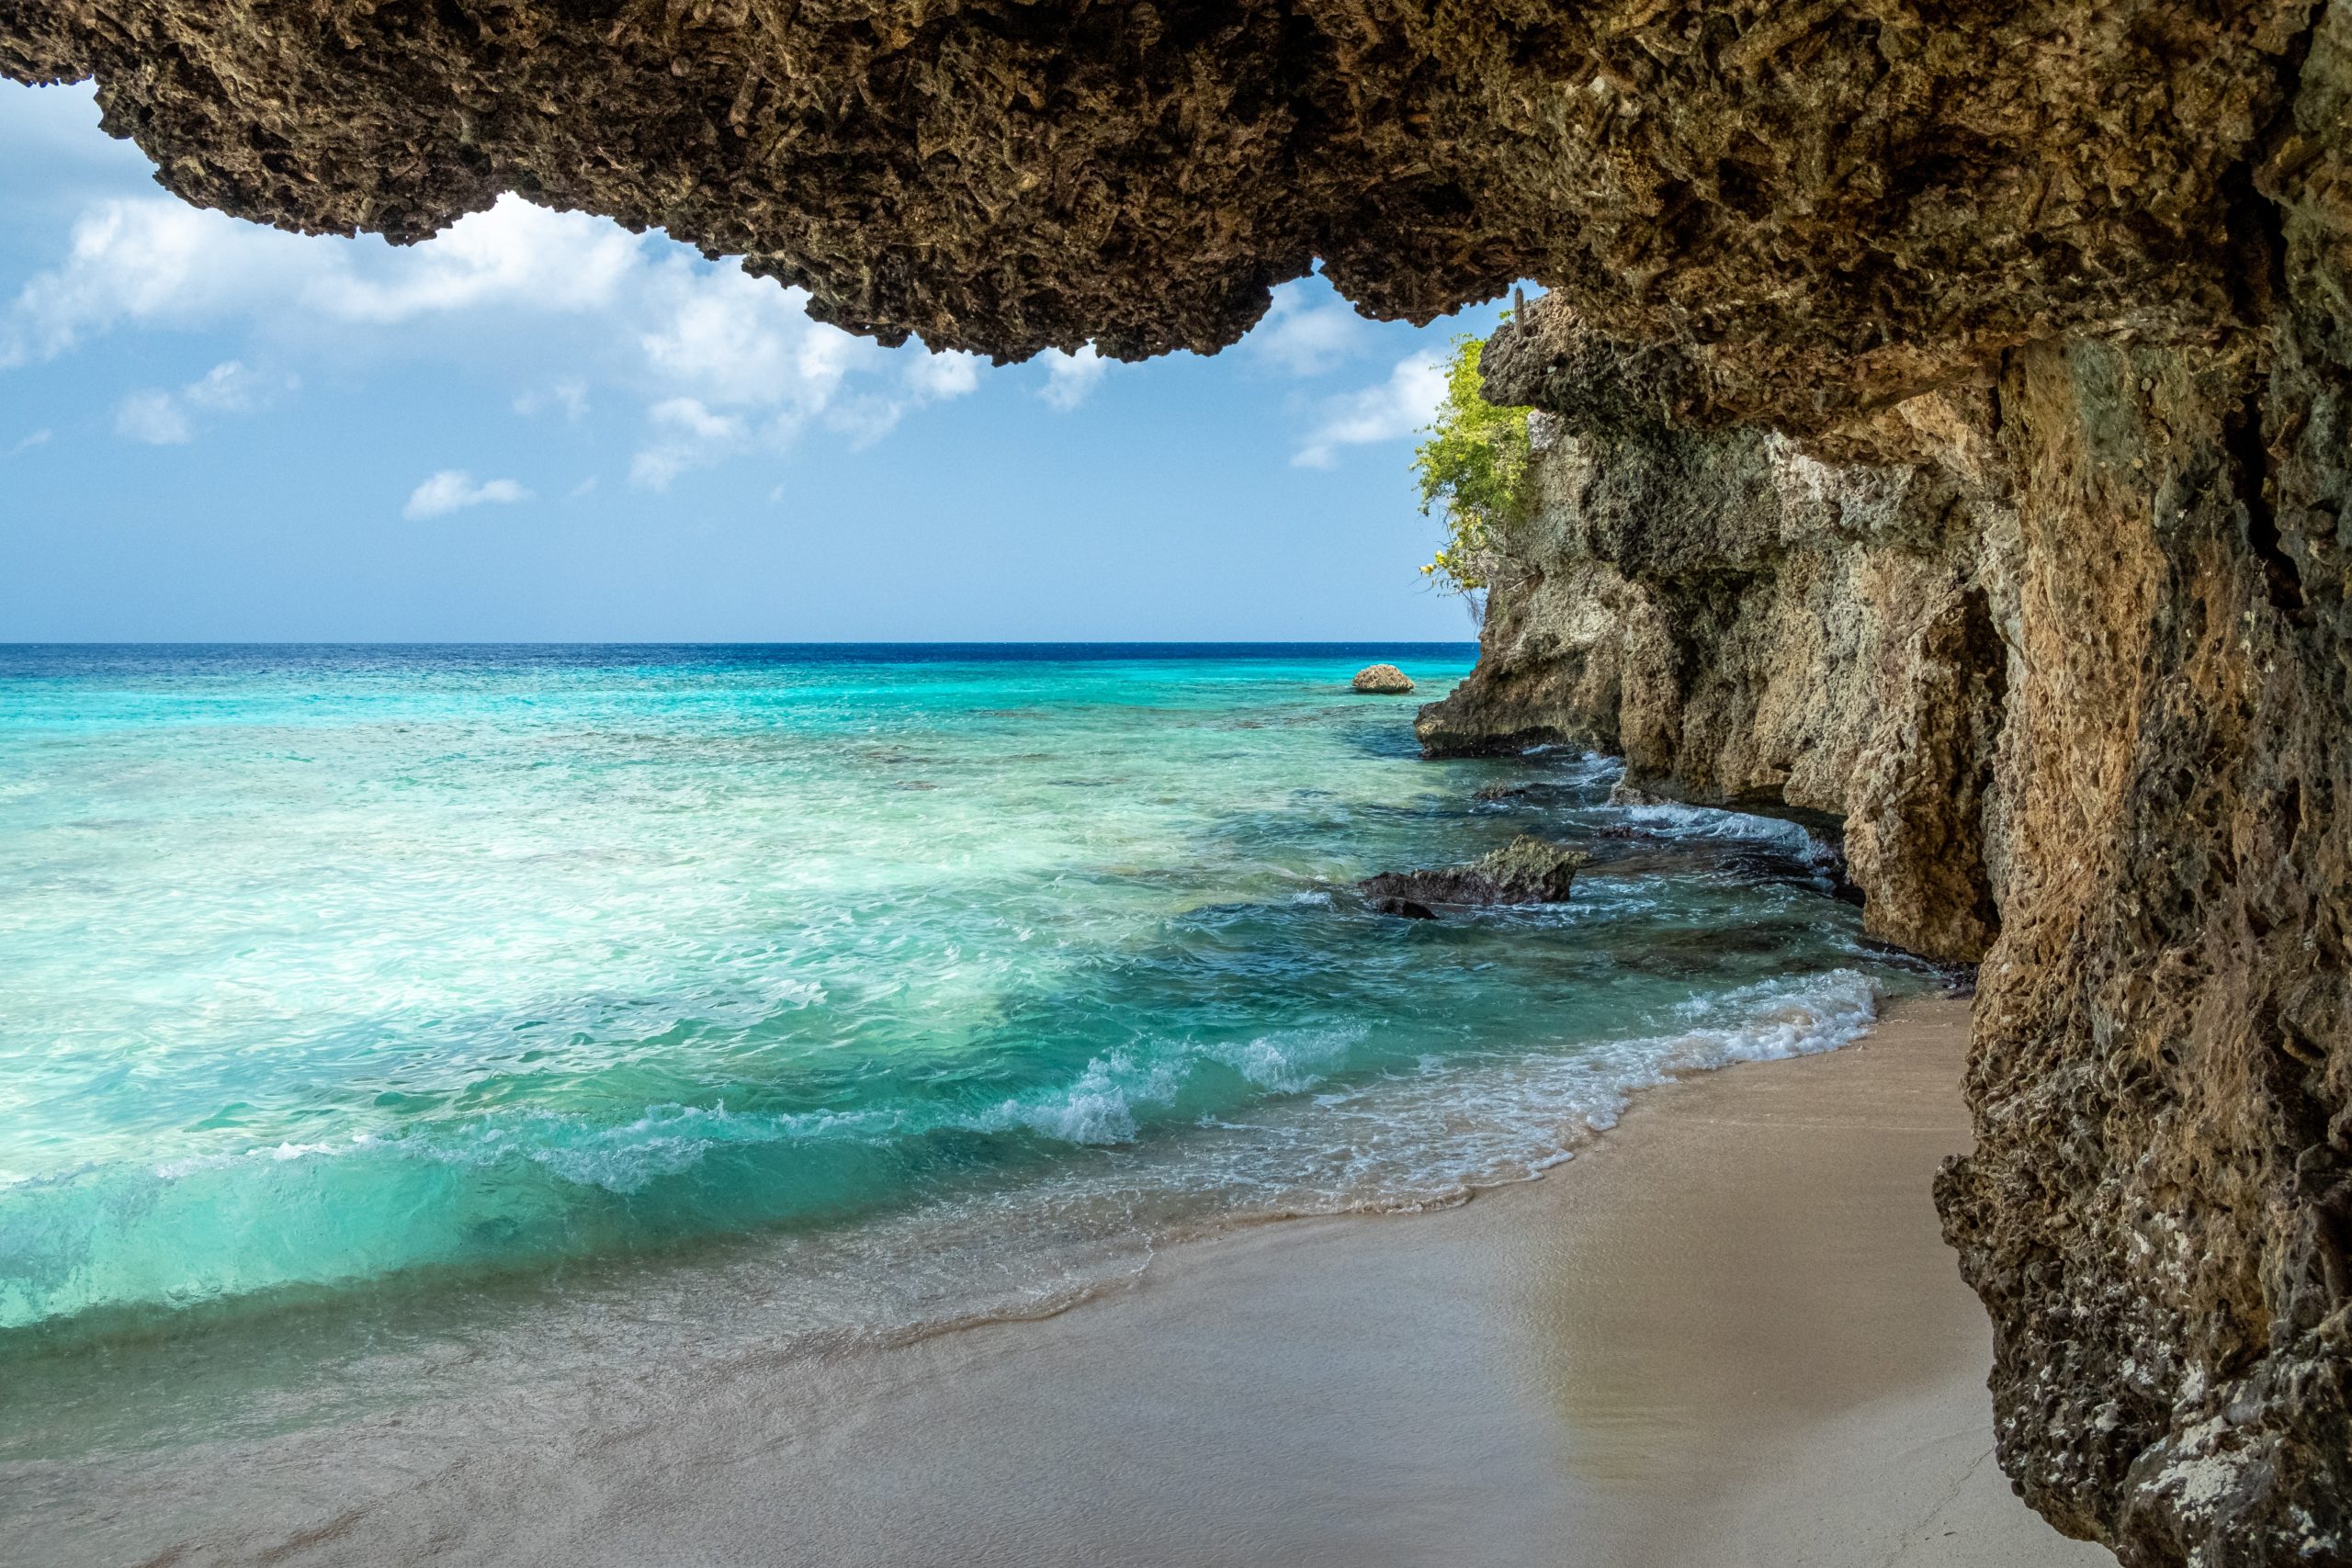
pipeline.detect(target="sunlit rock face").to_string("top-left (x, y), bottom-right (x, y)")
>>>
top-left (8, 2), bottom-right (2350, 1563)
top-left (1421, 187), bottom-right (2349, 1568)
top-left (1414, 363), bottom-right (2016, 964)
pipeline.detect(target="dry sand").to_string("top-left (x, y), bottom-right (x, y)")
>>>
top-left (23, 997), bottom-right (2114, 1567)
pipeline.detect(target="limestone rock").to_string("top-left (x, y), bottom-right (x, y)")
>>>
top-left (1417, 374), bottom-right (2012, 964)
top-left (1360, 835), bottom-right (1588, 913)
top-left (1420, 305), bottom-right (2352, 1567)
top-left (0, 0), bottom-right (2305, 397)
top-left (1350, 663), bottom-right (1414, 694)
top-left (13, 0), bottom-right (2352, 1562)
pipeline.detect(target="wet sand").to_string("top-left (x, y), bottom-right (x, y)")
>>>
top-left (20, 997), bottom-right (2112, 1566)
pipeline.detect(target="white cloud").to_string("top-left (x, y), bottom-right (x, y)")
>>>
top-left (1248, 293), bottom-right (1372, 377)
top-left (5, 191), bottom-right (997, 484)
top-left (1293, 352), bottom-right (1449, 468)
top-left (639, 267), bottom-right (828, 410)
top-left (403, 469), bottom-right (533, 520)
top-left (516, 378), bottom-right (591, 422)
top-left (1039, 345), bottom-right (1110, 411)
top-left (110, 359), bottom-right (291, 445)
top-left (6, 200), bottom-right (261, 365)
top-left (298, 199), bottom-right (639, 323)
top-left (628, 275), bottom-right (980, 480)
top-left (4, 196), bottom-right (644, 367)
top-left (820, 393), bottom-right (913, 449)
top-left (906, 349), bottom-right (980, 400)
top-left (630, 397), bottom-right (750, 491)
top-left (815, 344), bottom-right (978, 448)
top-left (115, 389), bottom-right (190, 445)
top-left (180, 359), bottom-right (279, 412)
top-left (9, 427), bottom-right (54, 457)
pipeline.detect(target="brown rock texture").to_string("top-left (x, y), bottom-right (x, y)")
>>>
top-left (1933, 332), bottom-right (2351, 1567)
top-left (0, 0), bottom-right (2310, 372)
top-left (1359, 833), bottom-right (1589, 910)
top-left (1416, 342), bottom-right (2018, 963)
top-left (1351, 662), bottom-right (1414, 694)
top-left (9, 0), bottom-right (2351, 1562)
top-left (1419, 232), bottom-right (2351, 1568)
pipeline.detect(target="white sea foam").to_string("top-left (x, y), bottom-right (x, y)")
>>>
top-left (1603, 799), bottom-right (1830, 861)
top-left (1201, 966), bottom-right (1883, 1209)
top-left (911, 969), bottom-right (1896, 1247)
top-left (1205, 1023), bottom-right (1365, 1093)
top-left (0, 647), bottom-right (1914, 1338)
top-left (118, 976), bottom-right (1878, 1224)
top-left (975, 1050), bottom-right (1179, 1145)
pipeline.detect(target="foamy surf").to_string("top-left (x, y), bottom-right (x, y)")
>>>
top-left (0, 645), bottom-right (1934, 1348)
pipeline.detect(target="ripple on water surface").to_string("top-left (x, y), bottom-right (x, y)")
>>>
top-left (0, 644), bottom-right (1936, 1361)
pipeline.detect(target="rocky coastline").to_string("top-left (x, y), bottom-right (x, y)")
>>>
top-left (1418, 297), bottom-right (2348, 1562)
top-left (1359, 834), bottom-right (1589, 918)
top-left (1415, 347), bottom-right (2016, 966)
top-left (8, 0), bottom-right (2347, 1559)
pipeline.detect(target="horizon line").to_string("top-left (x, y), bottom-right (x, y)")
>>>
top-left (0, 637), bottom-right (1483, 649)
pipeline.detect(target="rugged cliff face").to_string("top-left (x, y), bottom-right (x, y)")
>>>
top-left (1421, 224), bottom-right (2351, 1568)
top-left (8, 1), bottom-right (2349, 1562)
top-left (1947, 330), bottom-right (2351, 1567)
top-left (1415, 359), bottom-right (2018, 961)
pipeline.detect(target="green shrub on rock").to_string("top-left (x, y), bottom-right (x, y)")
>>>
top-left (1414, 330), bottom-right (1534, 596)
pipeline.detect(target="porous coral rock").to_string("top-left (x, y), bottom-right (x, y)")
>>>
top-left (9, 0), bottom-right (2352, 1562)
top-left (1419, 335), bottom-right (2017, 963)
top-left (1421, 288), bottom-right (2350, 1568)
top-left (0, 0), bottom-right (2309, 391)
top-left (1359, 833), bottom-right (1588, 909)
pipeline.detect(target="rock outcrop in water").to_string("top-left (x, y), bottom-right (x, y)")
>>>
top-left (1351, 663), bottom-right (1415, 694)
top-left (8, 1), bottom-right (2349, 1561)
top-left (1361, 834), bottom-right (1588, 916)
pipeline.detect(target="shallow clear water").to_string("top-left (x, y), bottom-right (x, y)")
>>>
top-left (0, 644), bottom-right (1932, 1350)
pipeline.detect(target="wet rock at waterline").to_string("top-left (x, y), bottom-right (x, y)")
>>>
top-left (1362, 835), bottom-right (1588, 917)
top-left (1375, 897), bottom-right (1439, 920)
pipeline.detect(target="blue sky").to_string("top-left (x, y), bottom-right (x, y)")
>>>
top-left (0, 82), bottom-right (1509, 642)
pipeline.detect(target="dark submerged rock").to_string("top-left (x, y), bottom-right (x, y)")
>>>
top-left (1360, 835), bottom-right (1588, 911)
top-left (1371, 897), bottom-right (1438, 920)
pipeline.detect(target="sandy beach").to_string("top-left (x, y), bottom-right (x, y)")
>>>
top-left (12, 994), bottom-right (2114, 1567)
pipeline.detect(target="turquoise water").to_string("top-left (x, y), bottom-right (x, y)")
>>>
top-left (0, 644), bottom-right (1931, 1347)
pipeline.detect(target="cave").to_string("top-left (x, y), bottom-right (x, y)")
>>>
top-left (6, 1), bottom-right (2347, 1561)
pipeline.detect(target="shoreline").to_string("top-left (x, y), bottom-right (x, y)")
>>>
top-left (14, 991), bottom-right (2116, 1567)
top-left (1456, 991), bottom-right (2116, 1564)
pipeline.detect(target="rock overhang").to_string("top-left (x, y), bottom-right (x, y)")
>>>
top-left (10, 6), bottom-right (2352, 1567)
top-left (0, 0), bottom-right (2314, 412)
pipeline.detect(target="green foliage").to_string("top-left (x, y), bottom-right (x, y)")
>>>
top-left (1414, 329), bottom-right (1533, 595)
